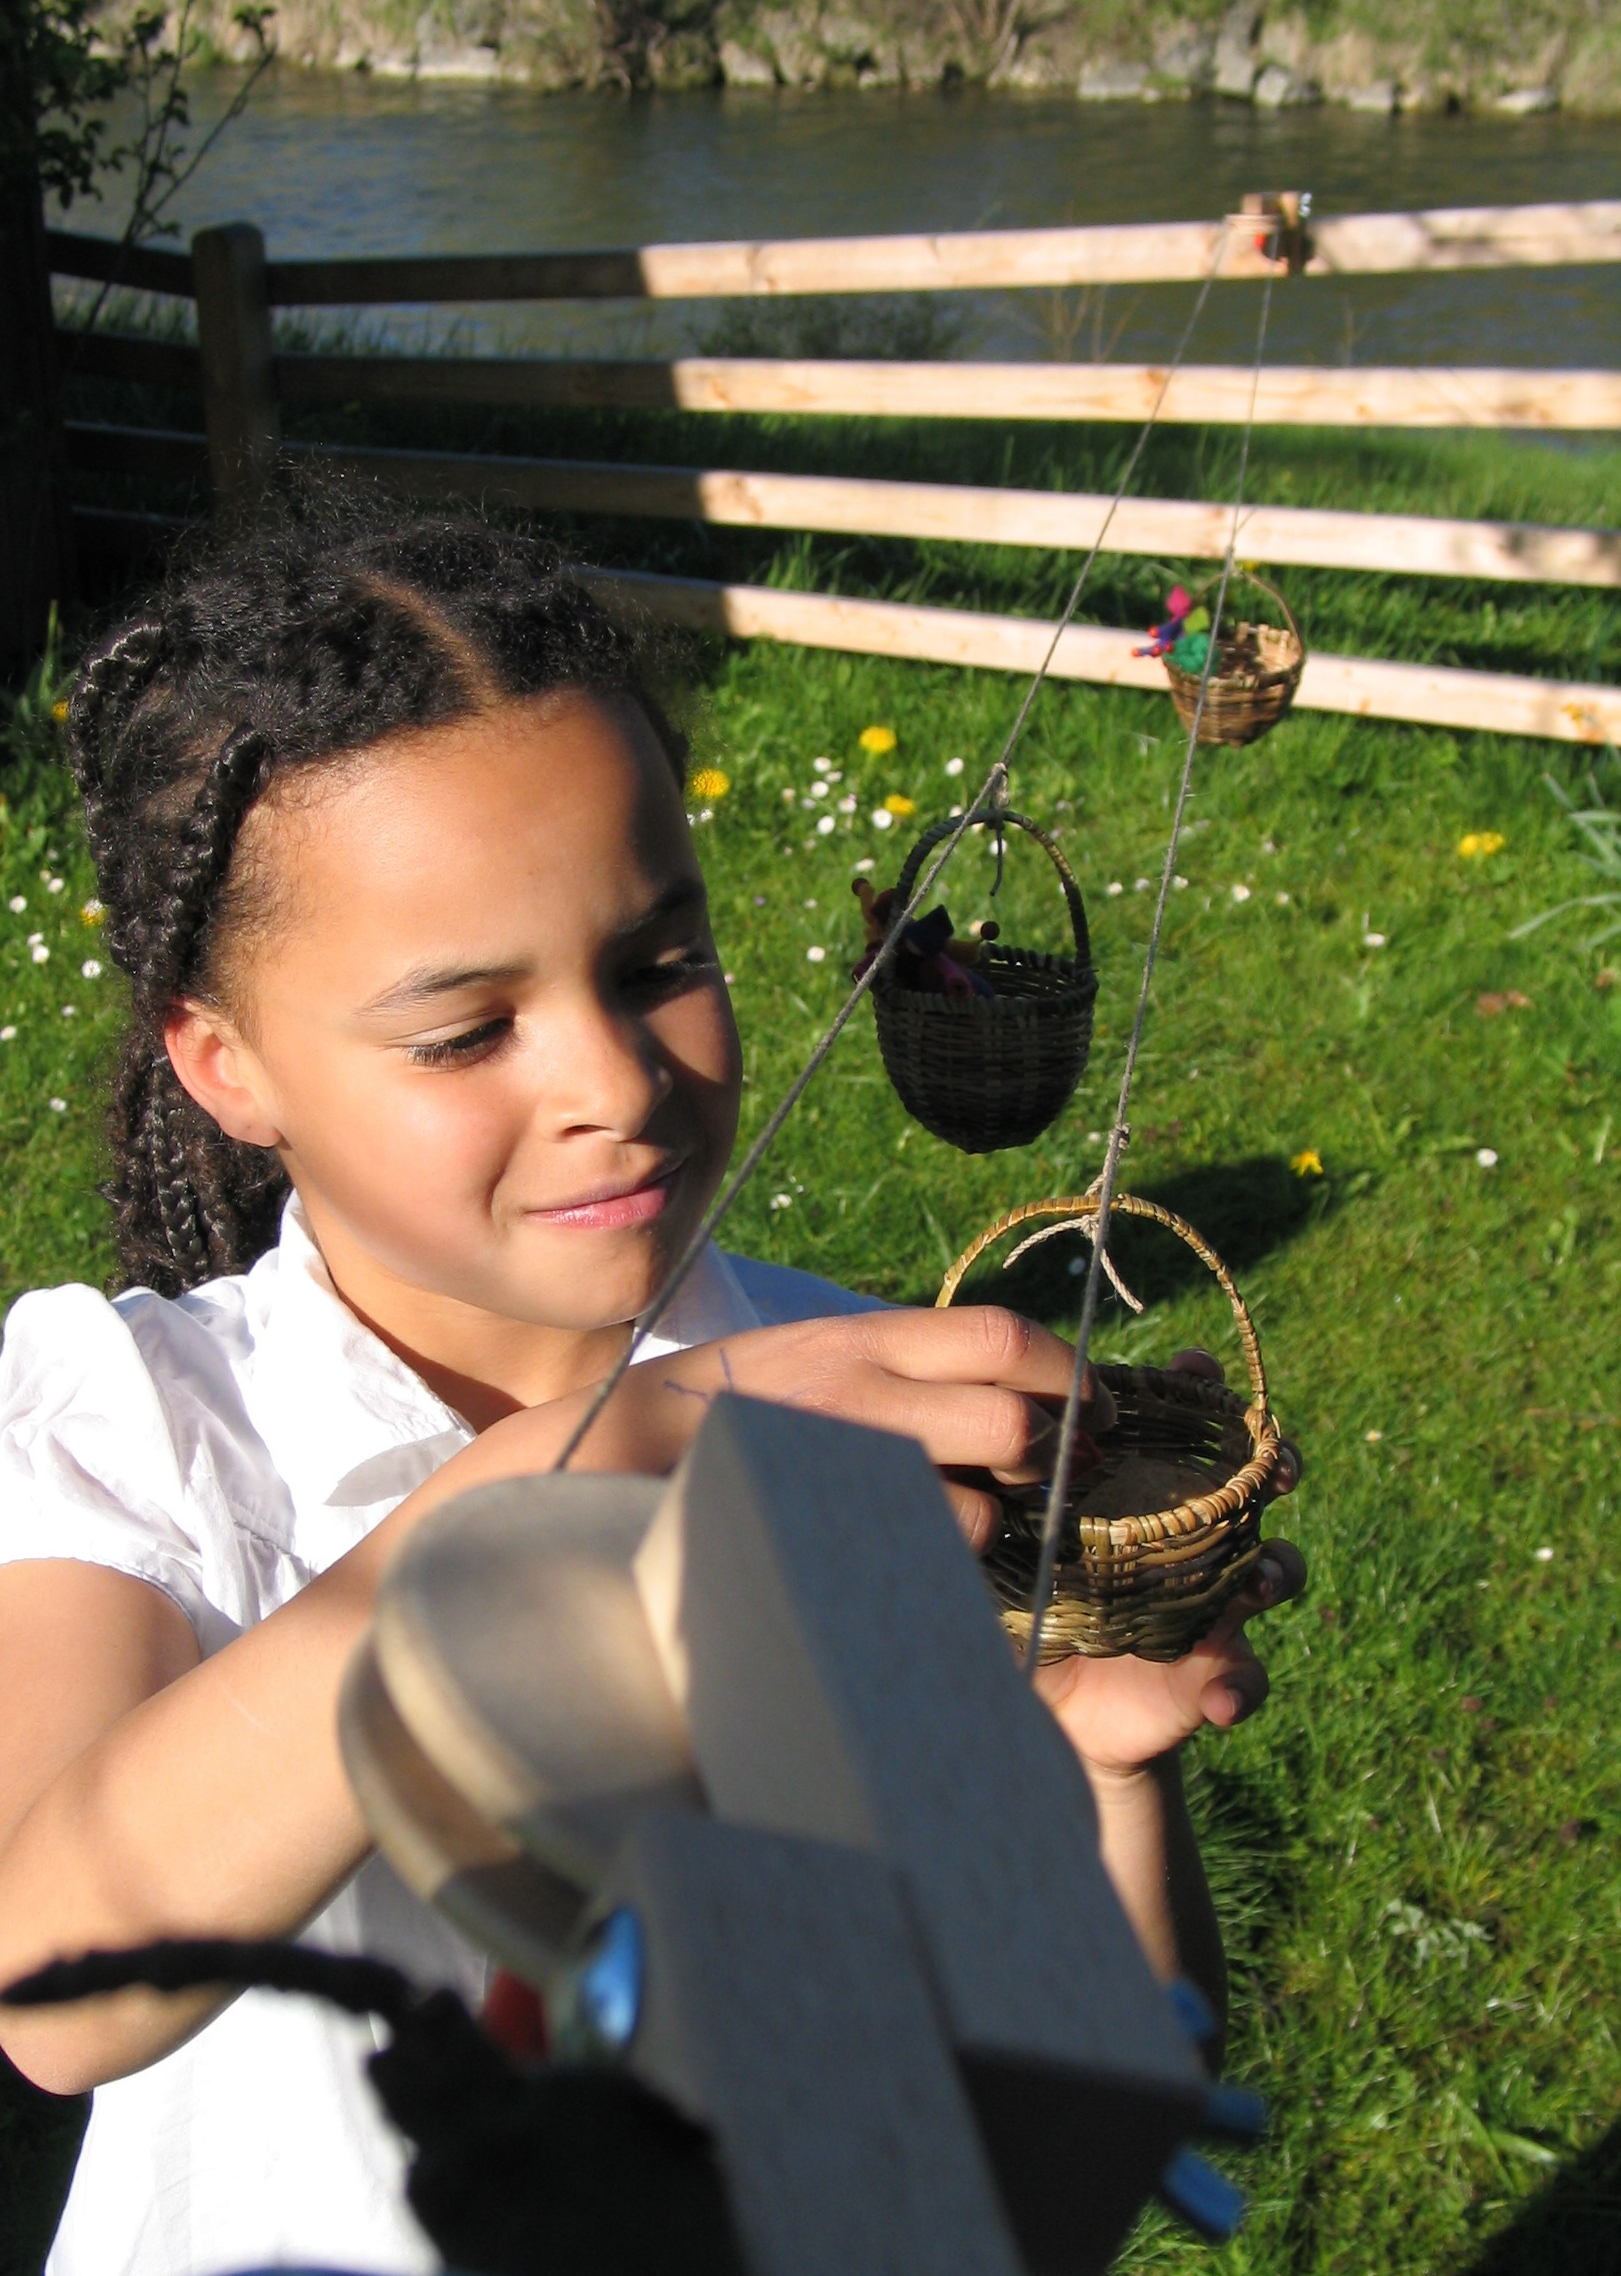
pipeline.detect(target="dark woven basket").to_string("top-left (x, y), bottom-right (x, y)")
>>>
top-left (870, 811), bottom-right (1097, 1155)
top-left (938, 1191), bottom-right (1285, 1661)
top-left (1163, 570), bottom-right (1304, 748)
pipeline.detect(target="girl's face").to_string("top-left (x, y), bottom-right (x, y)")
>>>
top-left (182, 692), bottom-right (742, 1390)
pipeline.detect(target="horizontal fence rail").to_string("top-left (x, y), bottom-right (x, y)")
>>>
top-left (48, 200), bottom-right (1621, 305)
top-left (64, 427), bottom-right (1621, 588)
top-left (273, 352), bottom-right (1621, 432)
top-left (49, 199), bottom-right (1621, 744)
top-left (582, 570), bottom-right (1621, 748)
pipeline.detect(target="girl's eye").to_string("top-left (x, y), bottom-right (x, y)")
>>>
top-left (628, 947), bottom-right (717, 995)
top-left (403, 1018), bottom-right (511, 1068)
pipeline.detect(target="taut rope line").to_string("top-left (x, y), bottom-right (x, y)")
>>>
top-left (1021, 265), bottom-right (1278, 1673)
top-left (550, 225), bottom-right (1238, 1478)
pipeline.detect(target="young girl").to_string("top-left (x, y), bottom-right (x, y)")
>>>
top-left (0, 509), bottom-right (1302, 2276)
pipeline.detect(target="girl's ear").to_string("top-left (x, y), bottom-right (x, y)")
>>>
top-left (164, 1003), bottom-right (286, 1150)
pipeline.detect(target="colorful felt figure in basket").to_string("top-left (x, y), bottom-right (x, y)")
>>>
top-left (1133, 586), bottom-right (1208, 660)
top-left (850, 878), bottom-right (997, 1000)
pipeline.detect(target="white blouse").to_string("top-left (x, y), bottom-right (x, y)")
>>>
top-left (0, 1196), bottom-right (875, 2276)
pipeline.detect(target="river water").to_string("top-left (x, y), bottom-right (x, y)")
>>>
top-left (65, 76), bottom-right (1621, 366)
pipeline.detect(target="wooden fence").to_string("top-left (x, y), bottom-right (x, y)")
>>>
top-left (47, 196), bottom-right (1621, 746)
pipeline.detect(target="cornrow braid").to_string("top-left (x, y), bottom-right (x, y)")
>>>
top-left (67, 497), bottom-right (685, 1296)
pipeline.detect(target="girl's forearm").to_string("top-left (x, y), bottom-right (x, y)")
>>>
top-left (1085, 1754), bottom-right (1227, 2060)
top-left (0, 1381), bottom-right (669, 2094)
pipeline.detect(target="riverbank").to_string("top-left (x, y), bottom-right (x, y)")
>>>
top-left (159, 1), bottom-right (1621, 117)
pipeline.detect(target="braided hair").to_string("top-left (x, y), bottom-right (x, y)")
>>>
top-left (66, 507), bottom-right (687, 1298)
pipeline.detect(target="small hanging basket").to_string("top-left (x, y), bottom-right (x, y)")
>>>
top-left (937, 1191), bottom-right (1285, 1661)
top-left (870, 811), bottom-right (1098, 1155)
top-left (1163, 571), bottom-right (1304, 748)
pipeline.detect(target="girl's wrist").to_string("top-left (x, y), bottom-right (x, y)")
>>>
top-left (1079, 1749), bottom-right (1185, 1807)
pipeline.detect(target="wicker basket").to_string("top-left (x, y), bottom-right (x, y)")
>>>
top-left (1163, 571), bottom-right (1304, 748)
top-left (870, 811), bottom-right (1098, 1155)
top-left (937, 1191), bottom-right (1285, 1661)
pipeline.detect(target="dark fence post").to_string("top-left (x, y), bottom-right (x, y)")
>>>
top-left (192, 223), bottom-right (280, 519)
top-left (0, 16), bottom-right (75, 680)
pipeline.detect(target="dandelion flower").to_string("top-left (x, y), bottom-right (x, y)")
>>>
top-left (780, 787), bottom-right (796, 804)
top-left (1290, 1149), bottom-right (1324, 1177)
top-left (6, 895), bottom-right (24, 914)
top-left (30, 944), bottom-right (49, 964)
top-left (853, 857), bottom-right (875, 873)
top-left (47, 1097), bottom-right (66, 1113)
top-left (944, 757), bottom-right (964, 777)
top-left (1533, 1545), bottom-right (1554, 1562)
top-left (816, 815), bottom-right (836, 835)
top-left (688, 766), bottom-right (730, 801)
top-left (806, 945), bottom-right (826, 963)
top-left (81, 899), bottom-right (105, 925)
top-left (1231, 883), bottom-right (1251, 903)
top-left (872, 809), bottom-right (894, 831)
top-left (1475, 1147), bottom-right (1498, 1168)
top-left (51, 699), bottom-right (69, 722)
top-left (769, 1192), bottom-right (793, 1211)
top-left (1135, 878), bottom-right (1151, 893)
top-left (1106, 881), bottom-right (1123, 897)
top-left (1173, 875), bottom-right (1189, 891)
top-left (837, 794), bottom-right (857, 814)
top-left (882, 794), bottom-right (916, 817)
top-left (858, 725), bottom-right (897, 756)
top-left (61, 1005), bottom-right (76, 1018)
top-left (1364, 1429), bottom-right (1383, 1443)
top-left (0, 1026), bottom-right (15, 1042)
top-left (812, 757), bottom-right (833, 775)
top-left (46, 878), bottom-right (64, 895)
top-left (1363, 931), bottom-right (1387, 948)
top-left (1458, 831), bottom-right (1506, 859)
top-left (1276, 890), bottom-right (1291, 906)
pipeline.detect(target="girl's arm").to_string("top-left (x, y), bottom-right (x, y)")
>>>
top-left (0, 1305), bottom-right (1087, 2094)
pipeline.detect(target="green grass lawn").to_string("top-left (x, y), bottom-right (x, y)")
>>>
top-left (3, 424), bottom-right (1620, 2273)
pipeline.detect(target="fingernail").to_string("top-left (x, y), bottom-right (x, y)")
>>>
top-left (1224, 1682), bottom-right (1250, 1720)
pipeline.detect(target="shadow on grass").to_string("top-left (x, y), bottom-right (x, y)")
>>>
top-left (951, 1153), bottom-right (1353, 1328)
top-left (1464, 2116), bottom-right (1621, 2276)
top-left (0, 2049), bottom-right (87, 2276)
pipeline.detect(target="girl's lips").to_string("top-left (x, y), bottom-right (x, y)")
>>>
top-left (527, 1168), bottom-right (678, 1231)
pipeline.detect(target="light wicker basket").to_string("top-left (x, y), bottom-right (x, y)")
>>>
top-left (938, 1191), bottom-right (1285, 1661)
top-left (869, 811), bottom-right (1098, 1156)
top-left (1163, 571), bottom-right (1304, 749)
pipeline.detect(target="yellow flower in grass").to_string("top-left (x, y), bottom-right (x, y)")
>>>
top-left (51, 700), bottom-right (69, 722)
top-left (858, 725), bottom-right (897, 756)
top-left (688, 766), bottom-right (730, 802)
top-left (1290, 1149), bottom-right (1324, 1178)
top-left (1458, 831), bottom-right (1506, 859)
top-left (882, 793), bottom-right (916, 817)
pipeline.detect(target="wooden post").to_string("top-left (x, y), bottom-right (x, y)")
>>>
top-left (0, 17), bottom-right (74, 677)
top-left (192, 222), bottom-right (279, 520)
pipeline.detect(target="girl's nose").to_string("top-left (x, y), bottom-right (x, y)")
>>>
top-left (543, 999), bottom-right (674, 1140)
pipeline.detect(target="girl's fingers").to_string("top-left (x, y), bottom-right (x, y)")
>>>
top-left (858, 1305), bottom-right (1097, 1411)
top-left (1201, 1652), bottom-right (1271, 1727)
top-left (1204, 1539), bottom-right (1308, 1649)
top-left (1168, 1346), bottom-right (1226, 1384)
top-left (868, 1378), bottom-right (1066, 1484)
top-left (940, 1478), bottom-right (1004, 1554)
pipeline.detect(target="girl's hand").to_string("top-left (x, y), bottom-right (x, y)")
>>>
top-left (1031, 1349), bottom-right (1305, 1781)
top-left (620, 1305), bottom-right (1115, 1545)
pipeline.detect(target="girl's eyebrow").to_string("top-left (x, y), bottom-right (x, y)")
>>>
top-left (358, 883), bottom-right (708, 1018)
top-left (359, 961), bottom-right (530, 1018)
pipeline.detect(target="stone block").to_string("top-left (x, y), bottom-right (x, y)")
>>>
top-left (1153, 26), bottom-right (1216, 92)
top-left (1347, 77), bottom-right (1401, 113)
top-left (1213, 2), bottom-right (1259, 98)
top-left (1496, 85), bottom-right (1559, 114)
top-left (1078, 59), bottom-right (1150, 101)
top-left (719, 37), bottom-right (777, 85)
top-left (1253, 63), bottom-right (1319, 107)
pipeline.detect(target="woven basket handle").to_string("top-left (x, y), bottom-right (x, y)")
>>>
top-left (936, 1189), bottom-right (1270, 1423)
top-left (1194, 565), bottom-right (1302, 657)
top-left (891, 809), bottom-right (1091, 966)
